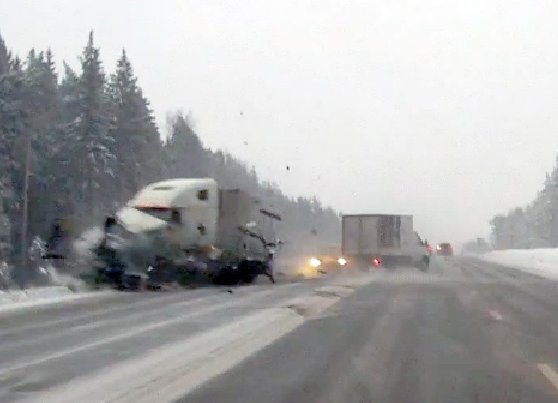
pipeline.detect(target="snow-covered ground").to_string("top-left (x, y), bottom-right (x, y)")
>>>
top-left (0, 286), bottom-right (110, 312)
top-left (34, 273), bottom-right (376, 403)
top-left (479, 249), bottom-right (558, 280)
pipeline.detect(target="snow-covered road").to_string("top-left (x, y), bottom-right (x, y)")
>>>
top-left (0, 286), bottom-right (114, 313)
top-left (0, 272), bottom-right (374, 403)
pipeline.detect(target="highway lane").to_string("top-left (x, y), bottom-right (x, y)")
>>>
top-left (184, 257), bottom-right (558, 403)
top-left (0, 273), bottom-right (359, 402)
top-left (3, 257), bottom-right (558, 402)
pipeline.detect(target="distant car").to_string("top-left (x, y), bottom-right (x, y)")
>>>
top-left (437, 243), bottom-right (454, 256)
top-left (424, 241), bottom-right (433, 256)
top-left (306, 255), bottom-right (348, 271)
top-left (303, 245), bottom-right (348, 275)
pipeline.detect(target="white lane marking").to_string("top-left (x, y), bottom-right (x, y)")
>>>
top-left (0, 290), bottom-right (251, 352)
top-left (38, 308), bottom-right (305, 403)
top-left (35, 280), bottom-right (366, 403)
top-left (489, 309), bottom-right (503, 321)
top-left (0, 290), bottom-right (114, 314)
top-left (0, 287), bottom-right (279, 376)
top-left (538, 363), bottom-right (558, 391)
top-left (0, 291), bottom-right (187, 337)
top-left (0, 284), bottom-right (301, 346)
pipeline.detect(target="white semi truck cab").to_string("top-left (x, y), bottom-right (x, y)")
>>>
top-left (97, 178), bottom-right (281, 287)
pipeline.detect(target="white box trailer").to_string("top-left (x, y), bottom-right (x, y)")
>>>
top-left (341, 214), bottom-right (428, 269)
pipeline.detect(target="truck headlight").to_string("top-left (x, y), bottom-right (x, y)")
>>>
top-left (309, 257), bottom-right (321, 268)
top-left (337, 257), bottom-right (347, 266)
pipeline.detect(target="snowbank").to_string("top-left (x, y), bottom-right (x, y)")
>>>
top-left (480, 249), bottom-right (558, 280)
top-left (0, 286), bottom-right (109, 312)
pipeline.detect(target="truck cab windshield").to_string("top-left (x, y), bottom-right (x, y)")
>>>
top-left (135, 206), bottom-right (175, 222)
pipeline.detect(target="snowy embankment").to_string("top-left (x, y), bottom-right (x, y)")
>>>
top-left (0, 286), bottom-right (109, 312)
top-left (480, 249), bottom-right (558, 280)
top-left (0, 226), bottom-right (109, 312)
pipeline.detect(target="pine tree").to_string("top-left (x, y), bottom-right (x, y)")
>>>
top-left (164, 112), bottom-right (207, 178)
top-left (491, 154), bottom-right (558, 249)
top-left (49, 62), bottom-right (82, 219)
top-left (541, 158), bottom-right (558, 246)
top-left (23, 48), bottom-right (63, 238)
top-left (0, 33), bottom-right (18, 264)
top-left (60, 62), bottom-right (80, 117)
top-left (108, 50), bottom-right (161, 203)
top-left (74, 31), bottom-right (115, 223)
top-left (137, 88), bottom-right (163, 184)
top-left (0, 37), bottom-right (25, 264)
top-left (0, 33), bottom-right (11, 76)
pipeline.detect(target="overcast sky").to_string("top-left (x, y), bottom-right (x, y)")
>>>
top-left (3, 0), bottom-right (558, 242)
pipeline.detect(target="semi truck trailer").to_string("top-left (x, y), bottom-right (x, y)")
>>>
top-left (341, 214), bottom-right (429, 270)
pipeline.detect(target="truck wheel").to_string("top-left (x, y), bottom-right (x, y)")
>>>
top-left (213, 267), bottom-right (240, 286)
top-left (241, 273), bottom-right (257, 284)
top-left (237, 262), bottom-right (257, 285)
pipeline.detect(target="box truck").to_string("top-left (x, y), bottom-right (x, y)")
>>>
top-left (341, 214), bottom-right (429, 270)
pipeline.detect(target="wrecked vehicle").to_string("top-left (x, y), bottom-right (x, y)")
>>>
top-left (90, 178), bottom-right (282, 289)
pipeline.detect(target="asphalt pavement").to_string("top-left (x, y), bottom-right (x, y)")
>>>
top-left (184, 257), bottom-right (558, 403)
top-left (2, 257), bottom-right (558, 402)
top-left (0, 274), bottom-right (349, 402)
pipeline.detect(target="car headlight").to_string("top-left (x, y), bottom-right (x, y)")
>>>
top-left (309, 257), bottom-right (321, 268)
top-left (337, 257), bottom-right (347, 266)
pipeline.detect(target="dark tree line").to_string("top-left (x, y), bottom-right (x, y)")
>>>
top-left (0, 32), bottom-right (340, 276)
top-left (490, 156), bottom-right (558, 249)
